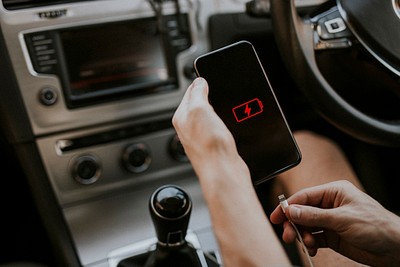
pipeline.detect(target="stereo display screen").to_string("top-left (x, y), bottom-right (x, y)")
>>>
top-left (59, 17), bottom-right (178, 107)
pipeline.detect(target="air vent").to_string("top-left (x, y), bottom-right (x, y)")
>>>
top-left (2, 0), bottom-right (96, 10)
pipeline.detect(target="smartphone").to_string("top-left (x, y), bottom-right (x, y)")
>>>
top-left (193, 40), bottom-right (301, 185)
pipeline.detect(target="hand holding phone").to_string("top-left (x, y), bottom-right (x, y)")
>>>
top-left (194, 40), bottom-right (301, 185)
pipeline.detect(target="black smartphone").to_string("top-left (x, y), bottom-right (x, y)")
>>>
top-left (193, 40), bottom-right (301, 185)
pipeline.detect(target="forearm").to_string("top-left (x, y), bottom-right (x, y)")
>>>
top-left (194, 155), bottom-right (291, 267)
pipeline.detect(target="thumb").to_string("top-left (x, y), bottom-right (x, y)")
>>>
top-left (287, 205), bottom-right (336, 229)
top-left (191, 77), bottom-right (209, 99)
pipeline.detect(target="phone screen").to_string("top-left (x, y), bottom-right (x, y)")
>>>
top-left (194, 40), bottom-right (301, 185)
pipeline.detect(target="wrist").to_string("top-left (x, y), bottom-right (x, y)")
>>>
top-left (385, 212), bottom-right (400, 265)
top-left (197, 153), bottom-right (251, 186)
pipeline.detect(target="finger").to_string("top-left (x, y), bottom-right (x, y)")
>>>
top-left (305, 231), bottom-right (328, 256)
top-left (286, 204), bottom-right (336, 229)
top-left (298, 230), bottom-right (321, 257)
top-left (176, 78), bottom-right (207, 111)
top-left (271, 182), bottom-right (341, 225)
top-left (172, 80), bottom-right (194, 127)
top-left (181, 77), bottom-right (209, 112)
top-left (313, 231), bottom-right (328, 248)
top-left (189, 77), bottom-right (209, 104)
top-left (283, 227), bottom-right (319, 257)
top-left (307, 246), bottom-right (318, 257)
top-left (286, 180), bottom-right (359, 209)
top-left (302, 231), bottom-right (318, 248)
top-left (270, 203), bottom-right (287, 224)
top-left (281, 221), bottom-right (297, 243)
top-left (286, 183), bottom-right (335, 207)
top-left (172, 77), bottom-right (209, 129)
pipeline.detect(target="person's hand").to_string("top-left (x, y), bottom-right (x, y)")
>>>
top-left (270, 180), bottom-right (400, 267)
top-left (172, 77), bottom-right (235, 158)
top-left (172, 77), bottom-right (248, 184)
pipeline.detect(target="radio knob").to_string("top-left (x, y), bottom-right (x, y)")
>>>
top-left (122, 143), bottom-right (151, 173)
top-left (169, 134), bottom-right (188, 162)
top-left (72, 155), bottom-right (101, 185)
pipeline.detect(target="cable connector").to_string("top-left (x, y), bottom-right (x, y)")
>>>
top-left (278, 194), bottom-right (289, 213)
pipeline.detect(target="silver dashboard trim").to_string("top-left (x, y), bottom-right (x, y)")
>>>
top-left (1, 0), bottom-right (199, 136)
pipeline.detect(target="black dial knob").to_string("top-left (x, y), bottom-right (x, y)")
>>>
top-left (149, 185), bottom-right (192, 246)
top-left (122, 143), bottom-right (151, 173)
top-left (169, 134), bottom-right (188, 162)
top-left (72, 155), bottom-right (101, 185)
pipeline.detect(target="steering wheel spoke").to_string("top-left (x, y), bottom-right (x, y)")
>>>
top-left (311, 6), bottom-right (354, 50)
top-left (270, 0), bottom-right (400, 147)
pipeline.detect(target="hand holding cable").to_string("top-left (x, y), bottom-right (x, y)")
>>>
top-left (270, 180), bottom-right (400, 267)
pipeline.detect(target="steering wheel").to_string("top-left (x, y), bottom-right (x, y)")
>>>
top-left (270, 0), bottom-right (400, 147)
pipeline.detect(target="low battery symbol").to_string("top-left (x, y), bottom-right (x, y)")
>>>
top-left (232, 98), bottom-right (264, 122)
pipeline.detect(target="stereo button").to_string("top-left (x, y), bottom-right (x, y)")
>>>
top-left (25, 32), bottom-right (59, 74)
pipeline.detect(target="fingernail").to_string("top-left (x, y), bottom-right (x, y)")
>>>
top-left (290, 206), bottom-right (301, 221)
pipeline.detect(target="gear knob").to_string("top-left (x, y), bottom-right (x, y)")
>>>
top-left (149, 185), bottom-right (192, 246)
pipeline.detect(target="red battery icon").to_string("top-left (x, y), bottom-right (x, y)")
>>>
top-left (232, 98), bottom-right (264, 122)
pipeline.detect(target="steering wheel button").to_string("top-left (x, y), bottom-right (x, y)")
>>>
top-left (324, 18), bottom-right (346, 34)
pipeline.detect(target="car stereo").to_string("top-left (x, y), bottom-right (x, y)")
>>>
top-left (24, 13), bottom-right (191, 108)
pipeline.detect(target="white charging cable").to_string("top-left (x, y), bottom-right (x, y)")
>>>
top-left (278, 194), bottom-right (315, 267)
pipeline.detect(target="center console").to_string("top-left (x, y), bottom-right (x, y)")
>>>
top-left (0, 1), bottom-right (224, 266)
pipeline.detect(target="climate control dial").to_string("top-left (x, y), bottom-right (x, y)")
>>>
top-left (71, 154), bottom-right (101, 185)
top-left (122, 143), bottom-right (152, 173)
top-left (169, 134), bottom-right (188, 162)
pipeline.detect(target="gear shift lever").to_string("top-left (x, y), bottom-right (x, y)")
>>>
top-left (149, 184), bottom-right (191, 246)
top-left (144, 185), bottom-right (202, 267)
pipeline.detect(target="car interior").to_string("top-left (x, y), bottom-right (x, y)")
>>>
top-left (0, 0), bottom-right (399, 266)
